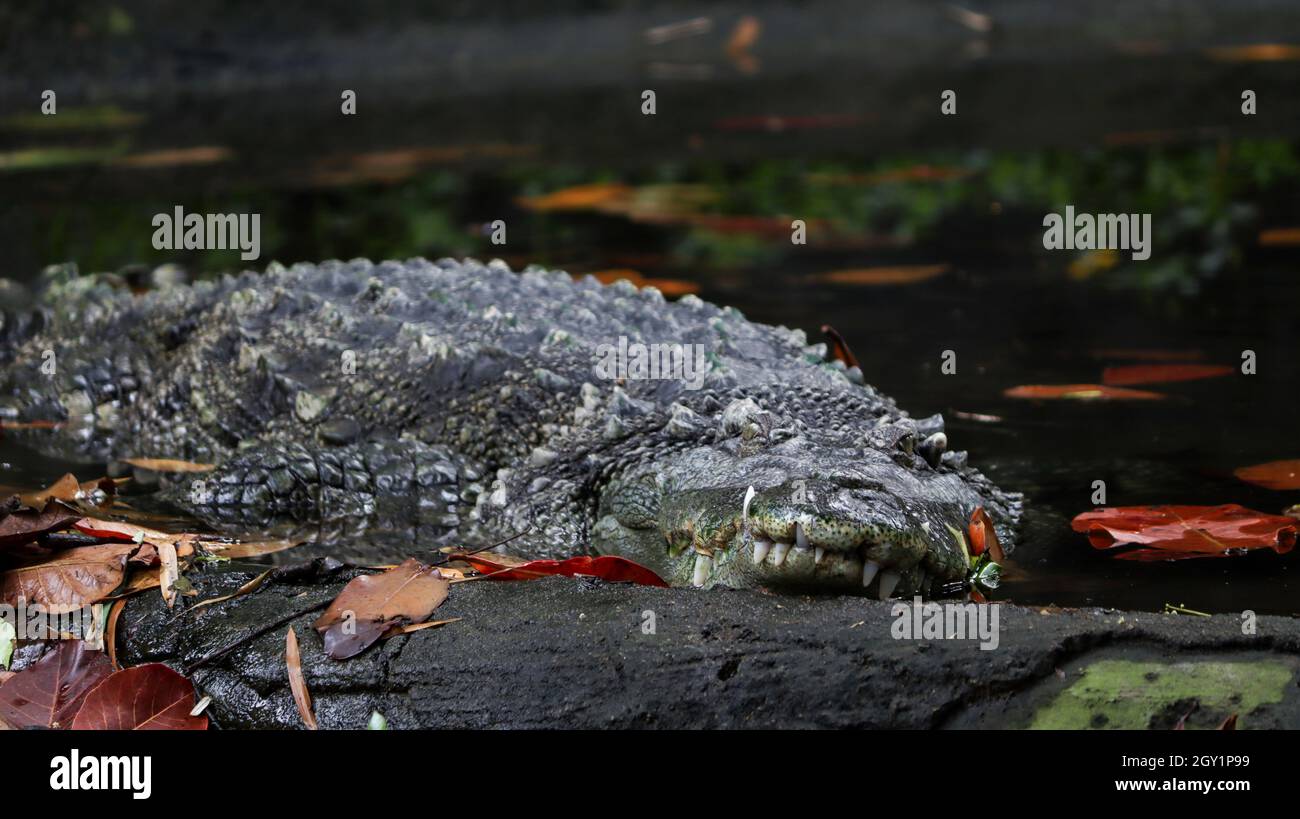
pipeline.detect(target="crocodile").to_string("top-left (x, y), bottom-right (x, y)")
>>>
top-left (0, 258), bottom-right (1021, 597)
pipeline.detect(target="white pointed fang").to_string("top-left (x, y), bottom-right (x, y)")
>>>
top-left (692, 553), bottom-right (713, 587)
top-left (861, 560), bottom-right (881, 588)
top-left (752, 537), bottom-right (772, 565)
top-left (741, 485), bottom-right (756, 532)
top-left (877, 570), bottom-right (901, 600)
top-left (771, 541), bottom-right (791, 567)
top-left (814, 547), bottom-right (826, 564)
top-left (794, 521), bottom-right (809, 550)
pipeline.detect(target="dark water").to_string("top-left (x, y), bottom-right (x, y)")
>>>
top-left (4, 2), bottom-right (1300, 614)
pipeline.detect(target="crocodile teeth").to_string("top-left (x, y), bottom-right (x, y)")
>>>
top-left (770, 541), bottom-right (791, 567)
top-left (861, 560), bottom-right (881, 588)
top-left (741, 485), bottom-right (756, 532)
top-left (692, 553), bottom-right (713, 587)
top-left (794, 521), bottom-right (809, 550)
top-left (814, 547), bottom-right (825, 564)
top-left (752, 537), bottom-right (772, 564)
top-left (877, 570), bottom-right (901, 600)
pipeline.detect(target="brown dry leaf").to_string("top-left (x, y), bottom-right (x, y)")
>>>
top-left (202, 538), bottom-right (300, 560)
top-left (0, 541), bottom-right (140, 612)
top-left (158, 540), bottom-right (179, 609)
top-left (120, 457), bottom-right (215, 473)
top-left (0, 501), bottom-right (82, 550)
top-left (286, 626), bottom-right (317, 730)
top-left (313, 558), bottom-right (450, 659)
top-left (105, 597), bottom-right (127, 670)
top-left (190, 570), bottom-right (272, 612)
top-left (386, 617), bottom-right (462, 636)
top-left (17, 473), bottom-right (80, 508)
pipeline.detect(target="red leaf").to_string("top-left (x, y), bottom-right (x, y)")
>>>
top-left (1101, 364), bottom-right (1234, 386)
top-left (70, 663), bottom-right (208, 730)
top-left (0, 641), bottom-right (113, 729)
top-left (1071, 505), bottom-right (1298, 560)
top-left (1003, 384), bottom-right (1165, 401)
top-left (458, 554), bottom-right (669, 587)
top-left (1233, 459), bottom-right (1300, 491)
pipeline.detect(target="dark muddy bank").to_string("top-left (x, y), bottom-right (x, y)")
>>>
top-left (117, 564), bottom-right (1300, 729)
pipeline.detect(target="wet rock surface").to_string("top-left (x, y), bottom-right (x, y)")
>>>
top-left (118, 564), bottom-right (1300, 729)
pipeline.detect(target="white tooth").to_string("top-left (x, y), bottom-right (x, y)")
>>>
top-left (861, 560), bottom-right (881, 588)
top-left (795, 521), bottom-right (809, 550)
top-left (741, 485), bottom-right (756, 532)
top-left (692, 553), bottom-right (713, 587)
top-left (752, 537), bottom-right (772, 564)
top-left (814, 547), bottom-right (826, 564)
top-left (771, 541), bottom-right (791, 567)
top-left (877, 570), bottom-right (901, 600)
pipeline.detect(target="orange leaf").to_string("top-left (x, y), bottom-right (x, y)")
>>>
top-left (1071, 505), bottom-right (1297, 561)
top-left (456, 553), bottom-right (669, 586)
top-left (1101, 364), bottom-right (1233, 386)
top-left (1003, 384), bottom-right (1164, 401)
top-left (1233, 459), bottom-right (1300, 491)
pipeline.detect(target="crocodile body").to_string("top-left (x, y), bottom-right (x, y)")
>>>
top-left (1, 258), bottom-right (1021, 596)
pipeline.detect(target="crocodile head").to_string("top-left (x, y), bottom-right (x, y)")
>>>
top-left (511, 390), bottom-right (1021, 599)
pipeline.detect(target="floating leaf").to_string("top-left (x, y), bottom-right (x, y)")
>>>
top-left (455, 553), bottom-right (669, 586)
top-left (1233, 459), bottom-right (1300, 491)
top-left (313, 559), bottom-right (450, 660)
top-left (1101, 364), bottom-right (1233, 386)
top-left (518, 183), bottom-right (631, 212)
top-left (1258, 227), bottom-right (1300, 246)
top-left (0, 640), bottom-right (113, 728)
top-left (286, 627), bottom-right (317, 730)
top-left (70, 663), bottom-right (208, 730)
top-left (1003, 384), bottom-right (1164, 401)
top-left (813, 264), bottom-right (949, 286)
top-left (1071, 505), bottom-right (1298, 560)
